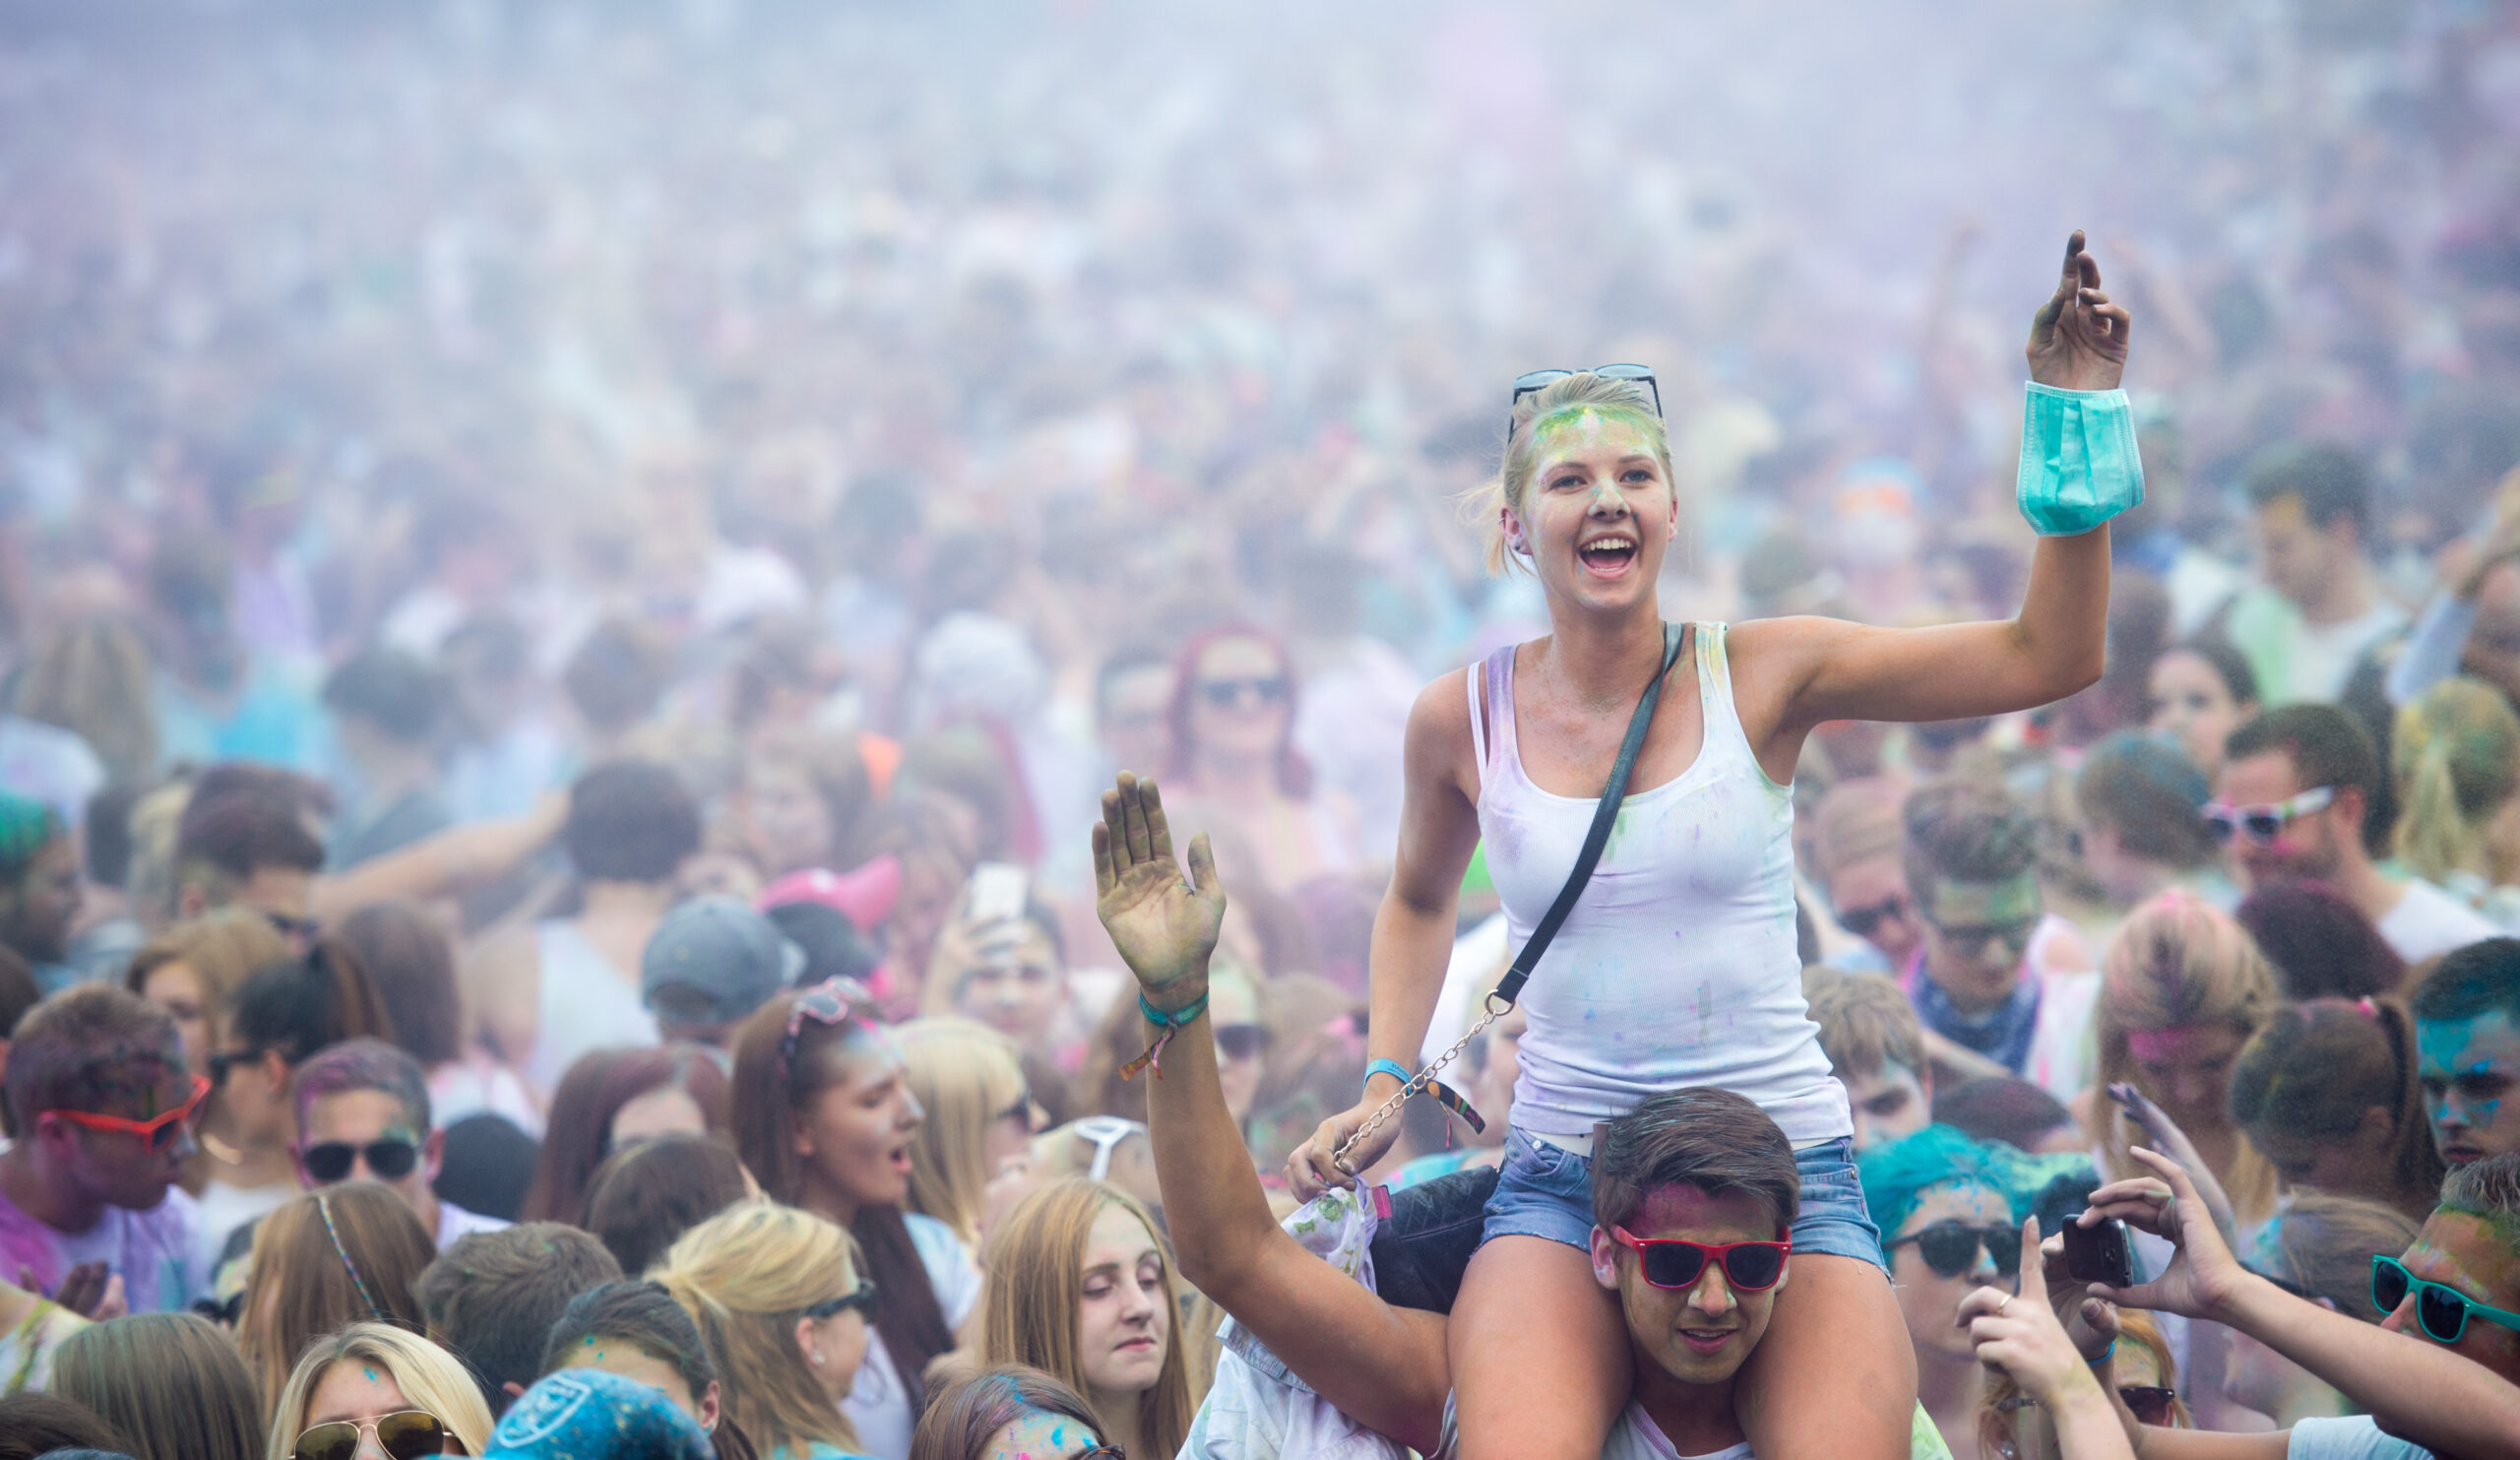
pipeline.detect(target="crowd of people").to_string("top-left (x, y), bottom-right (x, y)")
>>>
top-left (6, 1), bottom-right (2520, 1458)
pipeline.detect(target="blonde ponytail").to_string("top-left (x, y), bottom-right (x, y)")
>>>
top-left (2392, 678), bottom-right (2520, 885)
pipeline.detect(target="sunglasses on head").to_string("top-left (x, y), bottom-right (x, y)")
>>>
top-left (288, 1410), bottom-right (447, 1460)
top-left (806, 1277), bottom-right (878, 1321)
top-left (1507, 364), bottom-right (1664, 440)
top-left (1196, 675), bottom-right (1289, 711)
top-left (1889, 1222), bottom-right (2023, 1280)
top-left (1834, 894), bottom-right (1909, 938)
top-left (2372, 1254), bottom-right (2520, 1344)
top-left (1215, 1023), bottom-right (1270, 1061)
top-left (2204, 786), bottom-right (2333, 846)
top-left (44, 1074), bottom-right (212, 1153)
top-left (301, 1138), bottom-right (420, 1184)
top-left (781, 977), bottom-right (878, 1077)
top-left (1072, 1115), bottom-right (1146, 1182)
top-left (1607, 1228), bottom-right (1790, 1292)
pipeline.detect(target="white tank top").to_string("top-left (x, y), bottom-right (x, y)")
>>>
top-left (525, 920), bottom-right (661, 1096)
top-left (1470, 623), bottom-right (1851, 1144)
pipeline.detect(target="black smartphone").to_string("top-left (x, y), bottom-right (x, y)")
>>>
top-left (2063, 1215), bottom-right (2134, 1289)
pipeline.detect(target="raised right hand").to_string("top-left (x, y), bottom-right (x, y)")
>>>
top-left (1286, 1094), bottom-right (1403, 1201)
top-left (1094, 774), bottom-right (1225, 1005)
top-left (2080, 1145), bottom-right (2245, 1323)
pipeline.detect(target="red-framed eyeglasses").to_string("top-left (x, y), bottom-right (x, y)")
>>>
top-left (43, 1074), bottom-right (212, 1152)
top-left (1608, 1227), bottom-right (1791, 1292)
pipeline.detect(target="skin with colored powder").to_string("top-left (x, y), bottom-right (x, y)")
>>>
top-left (2418, 1010), bottom-right (2520, 1166)
top-left (1917, 875), bottom-right (2042, 1014)
top-left (982, 1410), bottom-right (1110, 1460)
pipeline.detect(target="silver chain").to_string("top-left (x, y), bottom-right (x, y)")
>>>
top-left (1332, 992), bottom-right (1508, 1172)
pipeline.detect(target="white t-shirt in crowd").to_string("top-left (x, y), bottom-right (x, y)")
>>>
top-left (191, 1177), bottom-right (294, 1285)
top-left (2286, 1415), bottom-right (2428, 1459)
top-left (433, 1199), bottom-right (509, 1253)
top-left (2223, 585), bottom-right (2407, 706)
top-left (843, 1212), bottom-right (981, 1460)
top-left (2376, 876), bottom-right (2501, 964)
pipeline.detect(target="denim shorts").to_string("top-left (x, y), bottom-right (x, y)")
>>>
top-left (1480, 1128), bottom-right (1886, 1274)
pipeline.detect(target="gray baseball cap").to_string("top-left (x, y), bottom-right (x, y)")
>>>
top-left (641, 895), bottom-right (805, 1028)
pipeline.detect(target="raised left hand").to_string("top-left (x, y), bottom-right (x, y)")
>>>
top-left (2026, 230), bottom-right (2131, 392)
top-left (1962, 1218), bottom-right (2108, 1410)
top-left (1094, 774), bottom-right (1226, 1006)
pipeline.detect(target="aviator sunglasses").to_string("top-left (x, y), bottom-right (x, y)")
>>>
top-left (43, 1074), bottom-right (212, 1153)
top-left (1607, 1228), bottom-right (1791, 1291)
top-left (288, 1410), bottom-right (449, 1460)
top-left (1506, 364), bottom-right (1663, 440)
top-left (1887, 1222), bottom-right (2023, 1280)
top-left (2371, 1254), bottom-right (2520, 1344)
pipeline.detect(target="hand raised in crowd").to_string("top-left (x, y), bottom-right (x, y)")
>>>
top-left (2026, 230), bottom-right (2131, 393)
top-left (2077, 1145), bottom-right (2248, 1324)
top-left (1094, 773), bottom-right (1226, 1008)
top-left (1959, 1218), bottom-right (2136, 1460)
top-left (2031, 1227), bottom-right (2122, 1366)
top-left (2104, 1081), bottom-right (2236, 1245)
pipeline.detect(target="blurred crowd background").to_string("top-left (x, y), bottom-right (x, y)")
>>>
top-left (8, 0), bottom-right (2520, 1457)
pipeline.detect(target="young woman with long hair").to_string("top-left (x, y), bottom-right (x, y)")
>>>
top-left (48, 1311), bottom-right (264, 1460)
top-left (522, 1043), bottom-right (731, 1223)
top-left (2229, 996), bottom-right (2445, 1223)
top-left (1160, 623), bottom-right (1357, 895)
top-left (898, 1017), bottom-right (1034, 1250)
top-left (265, 1320), bottom-right (493, 1460)
top-left (236, 1182), bottom-right (436, 1409)
top-left (1280, 235), bottom-right (2132, 1460)
top-left (653, 1202), bottom-right (879, 1460)
top-left (2224, 1194), bottom-right (2423, 1427)
top-left (978, 1178), bottom-right (1195, 1460)
top-left (732, 982), bottom-right (975, 1458)
top-left (579, 1132), bottom-right (756, 1279)
top-left (910, 1365), bottom-right (1117, 1460)
top-left (2081, 891), bottom-right (2280, 1227)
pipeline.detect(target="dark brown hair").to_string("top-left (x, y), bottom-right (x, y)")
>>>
top-left (2230, 997), bottom-right (2443, 1220)
top-left (523, 1044), bottom-right (731, 1223)
top-left (911, 1365), bottom-right (1109, 1460)
top-left (1591, 1087), bottom-right (1799, 1237)
top-left (0, 1393), bottom-right (131, 1459)
top-left (238, 1182), bottom-right (436, 1408)
top-left (731, 990), bottom-right (957, 1412)
top-left (417, 1222), bottom-right (624, 1416)
top-left (335, 899), bottom-right (462, 1067)
top-left (2235, 881), bottom-right (2406, 1000)
top-left (581, 1133), bottom-right (754, 1277)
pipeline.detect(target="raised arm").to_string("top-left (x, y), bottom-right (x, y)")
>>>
top-left (310, 792), bottom-right (567, 923)
top-left (2085, 1147), bottom-right (2520, 1460)
top-left (1096, 776), bottom-right (1452, 1454)
top-left (1287, 672), bottom-right (1484, 1199)
top-left (1739, 232), bottom-right (2129, 748)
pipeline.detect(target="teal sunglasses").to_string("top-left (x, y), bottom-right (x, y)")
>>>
top-left (2372, 1254), bottom-right (2520, 1344)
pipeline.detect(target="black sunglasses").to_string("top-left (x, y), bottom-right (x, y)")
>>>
top-left (1835, 894), bottom-right (1909, 938)
top-left (1215, 1024), bottom-right (1270, 1061)
top-left (806, 1278), bottom-right (878, 1321)
top-left (206, 1047), bottom-right (264, 1085)
top-left (1888, 1222), bottom-right (2022, 1280)
top-left (2117, 1385), bottom-right (2178, 1426)
top-left (301, 1138), bottom-right (420, 1184)
top-left (1507, 364), bottom-right (1663, 440)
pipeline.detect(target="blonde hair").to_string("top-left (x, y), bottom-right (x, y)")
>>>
top-left (1801, 967), bottom-right (1924, 1079)
top-left (979, 1178), bottom-right (1196, 1459)
top-left (265, 1321), bottom-right (494, 1460)
top-left (653, 1201), bottom-right (865, 1455)
top-left (125, 908), bottom-right (294, 1062)
top-left (2393, 677), bottom-right (2520, 886)
top-left (13, 617), bottom-right (158, 783)
top-left (899, 1016), bottom-right (1028, 1248)
top-left (238, 1184), bottom-right (437, 1411)
top-left (2086, 891), bottom-right (2280, 1225)
top-left (1473, 372), bottom-right (1675, 576)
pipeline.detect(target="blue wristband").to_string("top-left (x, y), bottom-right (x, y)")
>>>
top-left (1139, 990), bottom-right (1209, 1028)
top-left (1366, 1058), bottom-right (1415, 1092)
top-left (2017, 383), bottom-right (2144, 537)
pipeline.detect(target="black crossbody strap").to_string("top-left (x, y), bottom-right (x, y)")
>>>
top-left (1491, 621), bottom-right (1685, 1008)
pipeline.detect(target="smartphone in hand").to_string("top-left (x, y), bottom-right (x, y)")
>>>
top-left (2063, 1215), bottom-right (2135, 1289)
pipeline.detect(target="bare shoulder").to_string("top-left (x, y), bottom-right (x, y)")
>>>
top-left (1403, 666), bottom-right (1480, 798)
top-left (1408, 666), bottom-right (1476, 737)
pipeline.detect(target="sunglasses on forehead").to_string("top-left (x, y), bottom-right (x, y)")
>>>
top-left (43, 1074), bottom-right (212, 1153)
top-left (1507, 364), bottom-right (1664, 441)
top-left (781, 976), bottom-right (879, 1076)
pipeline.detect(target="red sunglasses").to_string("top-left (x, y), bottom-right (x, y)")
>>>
top-left (44, 1074), bottom-right (212, 1152)
top-left (1609, 1228), bottom-right (1791, 1291)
